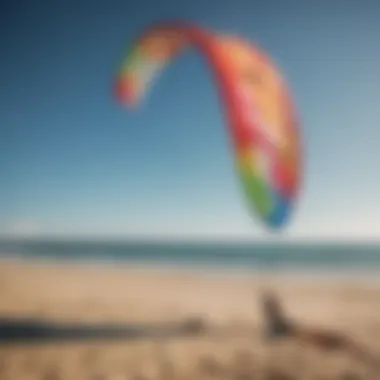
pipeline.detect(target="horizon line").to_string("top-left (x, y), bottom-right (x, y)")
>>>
top-left (0, 234), bottom-right (379, 245)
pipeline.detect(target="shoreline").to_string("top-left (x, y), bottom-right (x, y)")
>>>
top-left (1, 254), bottom-right (379, 286)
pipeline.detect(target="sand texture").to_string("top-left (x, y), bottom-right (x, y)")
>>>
top-left (0, 260), bottom-right (379, 379)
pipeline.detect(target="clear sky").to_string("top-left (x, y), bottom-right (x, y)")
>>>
top-left (1, 0), bottom-right (379, 241)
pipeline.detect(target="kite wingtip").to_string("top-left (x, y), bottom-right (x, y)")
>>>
top-left (114, 79), bottom-right (137, 109)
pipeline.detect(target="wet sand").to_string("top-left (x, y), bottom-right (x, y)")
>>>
top-left (0, 259), bottom-right (379, 379)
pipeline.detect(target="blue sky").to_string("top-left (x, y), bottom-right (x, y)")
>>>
top-left (1, 0), bottom-right (379, 241)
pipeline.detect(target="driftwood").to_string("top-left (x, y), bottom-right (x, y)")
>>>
top-left (261, 291), bottom-right (380, 370)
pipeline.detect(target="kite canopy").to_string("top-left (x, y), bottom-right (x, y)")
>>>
top-left (114, 21), bottom-right (302, 230)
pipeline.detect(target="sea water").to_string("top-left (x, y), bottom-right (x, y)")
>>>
top-left (0, 239), bottom-right (379, 280)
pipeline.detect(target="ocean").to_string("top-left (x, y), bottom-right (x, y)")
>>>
top-left (0, 239), bottom-right (379, 278)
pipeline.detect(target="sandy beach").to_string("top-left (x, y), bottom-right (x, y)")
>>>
top-left (0, 259), bottom-right (379, 379)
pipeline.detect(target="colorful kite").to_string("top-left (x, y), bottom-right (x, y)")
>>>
top-left (114, 21), bottom-right (302, 230)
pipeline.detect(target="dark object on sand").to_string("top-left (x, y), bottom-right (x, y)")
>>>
top-left (182, 317), bottom-right (207, 334)
top-left (0, 316), bottom-right (206, 345)
top-left (260, 291), bottom-right (380, 370)
top-left (261, 291), bottom-right (357, 349)
top-left (261, 292), bottom-right (296, 341)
